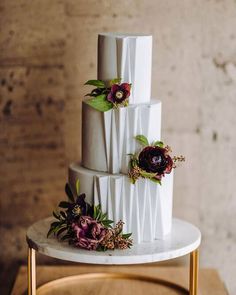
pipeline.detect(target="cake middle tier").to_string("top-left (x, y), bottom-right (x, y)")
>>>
top-left (69, 163), bottom-right (173, 244)
top-left (82, 100), bottom-right (162, 174)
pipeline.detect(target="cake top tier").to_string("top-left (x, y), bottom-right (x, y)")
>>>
top-left (98, 33), bottom-right (152, 104)
top-left (99, 32), bottom-right (151, 37)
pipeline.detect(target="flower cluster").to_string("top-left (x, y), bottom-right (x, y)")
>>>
top-left (47, 181), bottom-right (132, 251)
top-left (99, 221), bottom-right (132, 251)
top-left (71, 216), bottom-right (107, 250)
top-left (128, 135), bottom-right (185, 184)
top-left (84, 78), bottom-right (131, 112)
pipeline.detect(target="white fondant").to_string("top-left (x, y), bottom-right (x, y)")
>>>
top-left (97, 176), bottom-right (108, 213)
top-left (27, 217), bottom-right (201, 265)
top-left (82, 100), bottom-right (162, 174)
top-left (68, 164), bottom-right (173, 243)
top-left (81, 102), bottom-right (107, 172)
top-left (143, 179), bottom-right (153, 241)
top-left (69, 33), bottom-right (178, 248)
top-left (98, 33), bottom-right (152, 104)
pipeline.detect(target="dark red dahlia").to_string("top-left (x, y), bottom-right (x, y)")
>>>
top-left (72, 216), bottom-right (107, 250)
top-left (107, 83), bottom-right (131, 104)
top-left (138, 146), bottom-right (173, 176)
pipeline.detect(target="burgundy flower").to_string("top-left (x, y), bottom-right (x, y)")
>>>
top-left (66, 194), bottom-right (85, 219)
top-left (71, 216), bottom-right (107, 250)
top-left (138, 146), bottom-right (173, 177)
top-left (107, 83), bottom-right (131, 104)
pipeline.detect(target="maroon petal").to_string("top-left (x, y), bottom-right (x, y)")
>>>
top-left (72, 223), bottom-right (85, 239)
top-left (111, 84), bottom-right (120, 94)
top-left (98, 228), bottom-right (107, 241)
top-left (107, 91), bottom-right (115, 102)
top-left (121, 83), bottom-right (131, 97)
top-left (91, 223), bottom-right (102, 238)
top-left (164, 155), bottom-right (173, 174)
top-left (80, 216), bottom-right (93, 230)
top-left (76, 238), bottom-right (90, 249)
top-left (72, 216), bottom-right (107, 250)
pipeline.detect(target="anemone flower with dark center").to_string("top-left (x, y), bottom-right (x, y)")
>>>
top-left (138, 146), bottom-right (173, 176)
top-left (107, 83), bottom-right (131, 104)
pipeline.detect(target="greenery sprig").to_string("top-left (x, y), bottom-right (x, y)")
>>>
top-left (84, 78), bottom-right (131, 112)
top-left (128, 135), bottom-right (185, 184)
top-left (47, 180), bottom-right (133, 251)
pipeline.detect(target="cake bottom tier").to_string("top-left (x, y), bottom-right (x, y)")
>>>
top-left (69, 163), bottom-right (174, 243)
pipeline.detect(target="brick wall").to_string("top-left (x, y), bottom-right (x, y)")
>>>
top-left (0, 1), bottom-right (236, 294)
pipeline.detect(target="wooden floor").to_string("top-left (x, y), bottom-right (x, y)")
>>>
top-left (11, 265), bottom-right (229, 295)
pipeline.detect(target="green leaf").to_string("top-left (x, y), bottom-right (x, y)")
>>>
top-left (101, 220), bottom-right (113, 228)
top-left (84, 80), bottom-right (105, 88)
top-left (65, 183), bottom-right (74, 202)
top-left (47, 221), bottom-right (60, 238)
top-left (85, 95), bottom-right (113, 112)
top-left (85, 93), bottom-right (95, 97)
top-left (86, 88), bottom-right (105, 98)
top-left (93, 204), bottom-right (114, 227)
top-left (96, 245), bottom-right (107, 252)
top-left (150, 178), bottom-right (162, 185)
top-left (93, 205), bottom-right (98, 219)
top-left (56, 227), bottom-right (67, 237)
top-left (93, 204), bottom-right (104, 220)
top-left (130, 177), bottom-right (136, 184)
top-left (54, 223), bottom-right (67, 233)
top-left (86, 203), bottom-right (92, 216)
top-left (100, 212), bottom-right (108, 221)
top-left (96, 210), bottom-right (102, 221)
top-left (60, 211), bottom-right (67, 219)
top-left (103, 220), bottom-right (113, 225)
top-left (140, 170), bottom-right (157, 179)
top-left (153, 141), bottom-right (164, 148)
top-left (110, 78), bottom-right (121, 86)
top-left (53, 211), bottom-right (60, 220)
top-left (91, 88), bottom-right (103, 95)
top-left (122, 233), bottom-right (132, 239)
top-left (58, 201), bottom-right (71, 208)
top-left (76, 179), bottom-right (80, 196)
top-left (61, 234), bottom-right (71, 241)
top-left (130, 158), bottom-right (138, 169)
top-left (47, 227), bottom-right (55, 238)
top-left (101, 88), bottom-right (110, 95)
top-left (51, 221), bottom-right (61, 227)
top-left (135, 135), bottom-right (149, 146)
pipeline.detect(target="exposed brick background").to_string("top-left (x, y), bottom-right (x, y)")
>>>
top-left (0, 1), bottom-right (236, 294)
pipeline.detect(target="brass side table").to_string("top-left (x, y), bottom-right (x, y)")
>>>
top-left (26, 218), bottom-right (201, 295)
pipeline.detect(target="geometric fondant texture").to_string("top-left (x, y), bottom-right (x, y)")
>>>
top-left (82, 100), bottom-right (162, 174)
top-left (69, 163), bottom-right (173, 244)
top-left (98, 33), bottom-right (152, 104)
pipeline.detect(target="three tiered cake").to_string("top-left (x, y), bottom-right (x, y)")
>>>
top-left (69, 33), bottom-right (176, 244)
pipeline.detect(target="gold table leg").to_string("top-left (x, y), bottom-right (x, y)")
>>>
top-left (189, 248), bottom-right (199, 295)
top-left (28, 247), bottom-right (36, 295)
top-left (27, 246), bottom-right (199, 295)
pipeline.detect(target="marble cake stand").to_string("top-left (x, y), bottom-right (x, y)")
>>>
top-left (26, 217), bottom-right (201, 295)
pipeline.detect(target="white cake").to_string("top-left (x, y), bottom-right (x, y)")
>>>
top-left (98, 33), bottom-right (152, 104)
top-left (69, 33), bottom-right (174, 243)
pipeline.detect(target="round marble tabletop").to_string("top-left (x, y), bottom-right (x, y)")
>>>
top-left (26, 217), bottom-right (201, 265)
